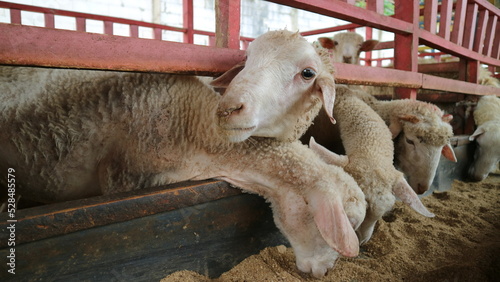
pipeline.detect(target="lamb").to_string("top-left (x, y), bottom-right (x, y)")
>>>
top-left (346, 89), bottom-right (457, 194)
top-left (311, 32), bottom-right (457, 195)
top-left (315, 31), bottom-right (379, 64)
top-left (468, 95), bottom-right (500, 181)
top-left (309, 85), bottom-right (435, 244)
top-left (0, 30), bottom-right (366, 278)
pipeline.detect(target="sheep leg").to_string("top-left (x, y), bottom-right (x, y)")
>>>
top-left (309, 137), bottom-right (349, 167)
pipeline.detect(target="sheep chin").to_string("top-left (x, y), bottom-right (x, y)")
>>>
top-left (221, 126), bottom-right (256, 143)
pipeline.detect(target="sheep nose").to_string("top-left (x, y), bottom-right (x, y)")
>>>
top-left (343, 56), bottom-right (352, 63)
top-left (217, 104), bottom-right (244, 117)
top-left (417, 183), bottom-right (427, 194)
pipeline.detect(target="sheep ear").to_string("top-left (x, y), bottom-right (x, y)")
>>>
top-left (388, 116), bottom-right (403, 139)
top-left (442, 144), bottom-right (457, 162)
top-left (442, 114), bottom-right (453, 123)
top-left (399, 114), bottom-right (420, 124)
top-left (308, 190), bottom-right (359, 257)
top-left (360, 39), bottom-right (379, 52)
top-left (315, 75), bottom-right (336, 124)
top-left (469, 126), bottom-right (486, 141)
top-left (210, 61), bottom-right (246, 88)
top-left (309, 137), bottom-right (349, 167)
top-left (393, 177), bottom-right (435, 217)
top-left (318, 37), bottom-right (337, 49)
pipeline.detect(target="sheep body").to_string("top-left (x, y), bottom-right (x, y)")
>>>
top-left (309, 85), bottom-right (434, 244)
top-left (0, 30), bottom-right (366, 278)
top-left (468, 95), bottom-right (500, 181)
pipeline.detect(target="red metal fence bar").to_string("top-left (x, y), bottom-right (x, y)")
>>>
top-left (0, 0), bottom-right (498, 97)
top-left (0, 1), bottom-right (187, 37)
top-left (215, 0), bottom-right (241, 49)
top-left (0, 24), bottom-right (244, 75)
top-left (269, 0), bottom-right (414, 34)
top-left (438, 0), bottom-right (453, 40)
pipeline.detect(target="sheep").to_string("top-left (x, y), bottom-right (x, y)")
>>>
top-left (303, 87), bottom-right (456, 195)
top-left (344, 89), bottom-right (457, 194)
top-left (468, 95), bottom-right (500, 181)
top-left (370, 97), bottom-right (457, 194)
top-left (308, 85), bottom-right (434, 244)
top-left (310, 33), bottom-right (457, 194)
top-left (315, 32), bottom-right (379, 65)
top-left (0, 30), bottom-right (366, 278)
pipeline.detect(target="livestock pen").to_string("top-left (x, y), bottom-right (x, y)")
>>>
top-left (0, 0), bottom-right (499, 280)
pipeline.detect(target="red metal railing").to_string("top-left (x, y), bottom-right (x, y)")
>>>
top-left (0, 0), bottom-right (498, 98)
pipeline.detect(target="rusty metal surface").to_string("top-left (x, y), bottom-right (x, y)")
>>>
top-left (0, 23), bottom-right (245, 75)
top-left (0, 180), bottom-right (241, 247)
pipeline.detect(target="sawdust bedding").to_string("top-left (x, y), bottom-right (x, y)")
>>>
top-left (162, 174), bottom-right (500, 282)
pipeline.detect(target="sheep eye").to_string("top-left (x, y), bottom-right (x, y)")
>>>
top-left (301, 68), bottom-right (316, 80)
top-left (405, 137), bottom-right (415, 145)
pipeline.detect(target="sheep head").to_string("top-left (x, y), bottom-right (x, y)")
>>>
top-left (391, 109), bottom-right (456, 194)
top-left (212, 30), bottom-right (336, 142)
top-left (468, 121), bottom-right (500, 182)
top-left (317, 32), bottom-right (379, 64)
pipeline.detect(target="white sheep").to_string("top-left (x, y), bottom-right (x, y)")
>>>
top-left (309, 85), bottom-right (435, 244)
top-left (0, 30), bottom-right (365, 278)
top-left (303, 86), bottom-right (456, 195)
top-left (311, 33), bottom-right (456, 194)
top-left (370, 97), bottom-right (457, 194)
top-left (348, 89), bottom-right (457, 194)
top-left (468, 95), bottom-right (500, 181)
top-left (315, 32), bottom-right (379, 65)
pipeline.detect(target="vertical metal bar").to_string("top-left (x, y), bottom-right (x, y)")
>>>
top-left (466, 60), bottom-right (479, 84)
top-left (10, 8), bottom-right (21, 24)
top-left (472, 9), bottom-right (488, 53)
top-left (364, 26), bottom-right (373, 66)
top-left (130, 24), bottom-right (139, 38)
top-left (438, 0), bottom-right (453, 40)
top-left (44, 13), bottom-right (54, 28)
top-left (76, 17), bottom-right (86, 32)
top-left (450, 0), bottom-right (467, 45)
top-left (491, 24), bottom-right (500, 59)
top-left (153, 27), bottom-right (162, 40)
top-left (394, 0), bottom-right (419, 99)
top-left (104, 21), bottom-right (113, 35)
top-left (462, 3), bottom-right (478, 50)
top-left (366, 0), bottom-right (383, 14)
top-left (339, 0), bottom-right (356, 5)
top-left (183, 0), bottom-right (194, 44)
top-left (215, 0), bottom-right (241, 49)
top-left (482, 15), bottom-right (497, 56)
top-left (423, 0), bottom-right (438, 33)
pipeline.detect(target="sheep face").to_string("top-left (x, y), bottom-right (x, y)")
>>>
top-left (317, 32), bottom-right (378, 64)
top-left (468, 122), bottom-right (500, 182)
top-left (389, 110), bottom-right (456, 194)
top-left (212, 30), bottom-right (336, 142)
top-left (394, 131), bottom-right (443, 194)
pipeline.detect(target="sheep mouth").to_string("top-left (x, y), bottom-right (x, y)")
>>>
top-left (225, 126), bottom-right (256, 132)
